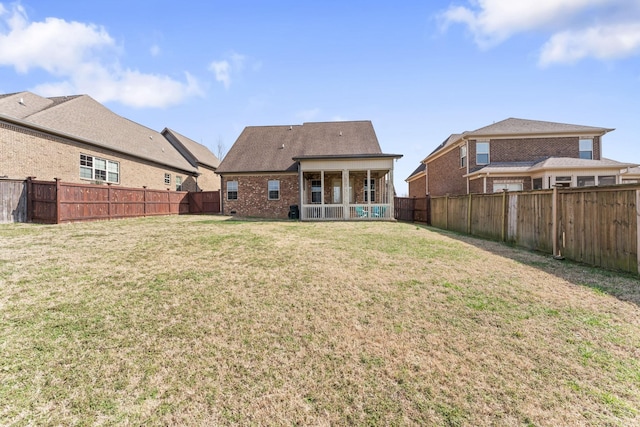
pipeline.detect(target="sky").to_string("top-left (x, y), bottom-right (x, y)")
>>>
top-left (1, 0), bottom-right (639, 195)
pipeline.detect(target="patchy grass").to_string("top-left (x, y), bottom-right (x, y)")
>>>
top-left (1, 216), bottom-right (640, 426)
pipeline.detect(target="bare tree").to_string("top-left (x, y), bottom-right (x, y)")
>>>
top-left (216, 136), bottom-right (227, 160)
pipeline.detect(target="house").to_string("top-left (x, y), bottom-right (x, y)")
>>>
top-left (405, 163), bottom-right (426, 198)
top-left (0, 91), bottom-right (220, 191)
top-left (215, 121), bottom-right (402, 220)
top-left (416, 118), bottom-right (638, 196)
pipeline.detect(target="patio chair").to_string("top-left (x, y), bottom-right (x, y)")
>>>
top-left (355, 206), bottom-right (368, 217)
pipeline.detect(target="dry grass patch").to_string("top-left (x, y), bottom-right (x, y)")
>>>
top-left (1, 216), bottom-right (640, 426)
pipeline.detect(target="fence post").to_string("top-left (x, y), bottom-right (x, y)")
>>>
top-left (143, 186), bottom-right (147, 217)
top-left (107, 183), bottom-right (112, 220)
top-left (26, 177), bottom-right (33, 223)
top-left (55, 178), bottom-right (61, 224)
top-left (501, 190), bottom-right (507, 242)
top-left (552, 185), bottom-right (561, 258)
top-left (467, 193), bottom-right (472, 235)
top-left (445, 194), bottom-right (449, 230)
top-left (426, 195), bottom-right (431, 226)
top-left (637, 189), bottom-right (640, 275)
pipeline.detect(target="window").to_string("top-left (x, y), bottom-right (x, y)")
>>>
top-left (533, 178), bottom-right (543, 190)
top-left (164, 173), bottom-right (171, 185)
top-left (175, 176), bottom-right (183, 191)
top-left (555, 176), bottom-right (572, 188)
top-left (227, 180), bottom-right (238, 200)
top-left (332, 179), bottom-right (342, 204)
top-left (364, 179), bottom-right (376, 202)
top-left (598, 176), bottom-right (616, 186)
top-left (460, 146), bottom-right (467, 168)
top-left (598, 175), bottom-right (616, 186)
top-left (79, 154), bottom-right (119, 183)
top-left (311, 180), bottom-right (321, 203)
top-left (579, 138), bottom-right (593, 159)
top-left (577, 176), bottom-right (595, 187)
top-left (493, 181), bottom-right (523, 192)
top-left (476, 141), bottom-right (490, 165)
top-left (268, 180), bottom-right (280, 200)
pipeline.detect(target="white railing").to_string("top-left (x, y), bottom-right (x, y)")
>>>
top-left (302, 204), bottom-right (391, 220)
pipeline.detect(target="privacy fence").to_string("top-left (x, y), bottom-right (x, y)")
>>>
top-left (8, 178), bottom-right (221, 224)
top-left (395, 184), bottom-right (640, 275)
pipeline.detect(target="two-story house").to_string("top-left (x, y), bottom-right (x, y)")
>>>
top-left (410, 118), bottom-right (637, 197)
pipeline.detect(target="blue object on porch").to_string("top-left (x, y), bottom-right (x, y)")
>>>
top-left (355, 206), bottom-right (368, 217)
top-left (372, 206), bottom-right (381, 217)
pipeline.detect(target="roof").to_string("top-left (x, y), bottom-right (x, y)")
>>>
top-left (465, 157), bottom-right (638, 177)
top-left (466, 117), bottom-right (614, 138)
top-left (162, 128), bottom-right (220, 169)
top-left (217, 121), bottom-right (400, 174)
top-left (405, 163), bottom-right (426, 181)
top-left (0, 91), bottom-right (198, 173)
top-left (424, 118), bottom-right (614, 163)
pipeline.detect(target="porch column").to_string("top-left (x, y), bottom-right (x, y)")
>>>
top-left (320, 170), bottom-right (325, 219)
top-left (298, 167), bottom-right (304, 220)
top-left (343, 169), bottom-right (349, 219)
top-left (389, 168), bottom-right (394, 218)
top-left (367, 169), bottom-right (371, 207)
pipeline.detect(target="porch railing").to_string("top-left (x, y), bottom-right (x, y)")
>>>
top-left (301, 204), bottom-right (391, 220)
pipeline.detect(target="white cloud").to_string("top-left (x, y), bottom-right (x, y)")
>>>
top-left (208, 51), bottom-right (258, 89)
top-left (0, 4), bottom-right (202, 108)
top-left (439, 0), bottom-right (640, 65)
top-left (539, 22), bottom-right (640, 66)
top-left (209, 60), bottom-right (231, 89)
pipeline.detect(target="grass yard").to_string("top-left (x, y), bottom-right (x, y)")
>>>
top-left (1, 215), bottom-right (640, 426)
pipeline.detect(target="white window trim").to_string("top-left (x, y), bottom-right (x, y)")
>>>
top-left (227, 180), bottom-right (238, 200)
top-left (80, 154), bottom-right (119, 184)
top-left (476, 141), bottom-right (490, 165)
top-left (268, 180), bottom-right (280, 200)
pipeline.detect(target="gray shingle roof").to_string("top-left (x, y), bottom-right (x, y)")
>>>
top-left (217, 121), bottom-right (396, 174)
top-left (467, 157), bottom-right (637, 176)
top-left (467, 118), bottom-right (614, 137)
top-left (406, 163), bottom-right (426, 181)
top-left (0, 91), bottom-right (197, 173)
top-left (162, 128), bottom-right (220, 169)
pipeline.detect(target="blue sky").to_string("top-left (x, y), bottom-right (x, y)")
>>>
top-left (1, 0), bottom-right (639, 194)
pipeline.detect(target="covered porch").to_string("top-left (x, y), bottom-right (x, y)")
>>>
top-left (296, 156), bottom-right (399, 221)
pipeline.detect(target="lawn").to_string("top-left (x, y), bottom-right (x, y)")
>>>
top-left (1, 215), bottom-right (639, 426)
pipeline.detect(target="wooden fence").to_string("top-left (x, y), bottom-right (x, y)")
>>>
top-left (0, 179), bottom-right (27, 223)
top-left (394, 196), bottom-right (430, 223)
top-left (424, 185), bottom-right (640, 275)
top-left (26, 179), bottom-right (220, 224)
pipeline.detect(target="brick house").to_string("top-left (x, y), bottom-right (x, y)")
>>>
top-left (415, 118), bottom-right (637, 196)
top-left (0, 91), bottom-right (220, 191)
top-left (216, 121), bottom-right (402, 220)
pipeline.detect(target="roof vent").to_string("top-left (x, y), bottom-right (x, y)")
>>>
top-left (339, 131), bottom-right (342, 136)
top-left (281, 144), bottom-right (285, 149)
top-left (149, 135), bottom-right (153, 140)
top-left (289, 126), bottom-right (292, 130)
top-left (18, 98), bottom-right (24, 105)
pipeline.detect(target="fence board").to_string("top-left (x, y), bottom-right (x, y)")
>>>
top-left (0, 179), bottom-right (27, 223)
top-left (401, 185), bottom-right (639, 275)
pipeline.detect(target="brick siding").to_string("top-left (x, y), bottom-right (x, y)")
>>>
top-left (1, 123), bottom-right (201, 191)
top-left (408, 174), bottom-right (426, 198)
top-left (426, 146), bottom-right (467, 196)
top-left (221, 174), bottom-right (299, 219)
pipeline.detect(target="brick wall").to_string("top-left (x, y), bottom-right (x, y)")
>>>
top-left (196, 165), bottom-right (221, 191)
top-left (408, 174), bottom-right (426, 198)
top-left (468, 136), bottom-right (600, 168)
top-left (1, 123), bottom-right (198, 191)
top-left (427, 146), bottom-right (467, 196)
top-left (221, 174), bottom-right (299, 219)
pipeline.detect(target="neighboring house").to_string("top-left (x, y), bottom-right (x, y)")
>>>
top-left (0, 91), bottom-right (220, 191)
top-left (406, 163), bottom-right (426, 198)
top-left (620, 166), bottom-right (640, 183)
top-left (216, 121), bottom-right (402, 220)
top-left (417, 118), bottom-right (637, 196)
top-left (162, 128), bottom-right (221, 191)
